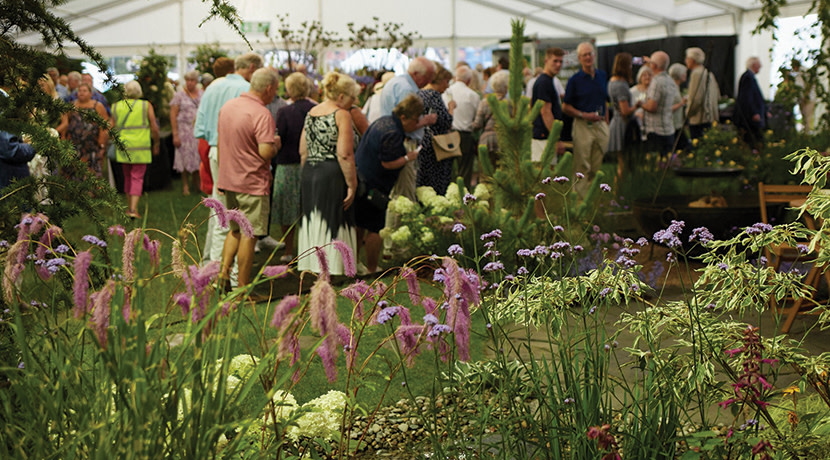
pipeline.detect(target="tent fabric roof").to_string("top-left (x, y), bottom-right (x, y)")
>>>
top-left (18, 0), bottom-right (812, 52)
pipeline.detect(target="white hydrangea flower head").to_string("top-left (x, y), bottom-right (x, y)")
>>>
top-left (445, 183), bottom-right (462, 206)
top-left (421, 229), bottom-right (434, 244)
top-left (271, 390), bottom-right (298, 420)
top-left (473, 183), bottom-right (490, 201)
top-left (287, 390), bottom-right (348, 441)
top-left (378, 227), bottom-right (392, 239)
top-left (389, 195), bottom-right (417, 215)
top-left (390, 226), bottom-right (412, 244)
top-left (416, 186), bottom-right (437, 204)
top-left (228, 354), bottom-right (258, 380)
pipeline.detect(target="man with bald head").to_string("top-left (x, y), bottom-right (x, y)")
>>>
top-left (642, 50), bottom-right (679, 159)
top-left (735, 57), bottom-right (767, 147)
top-left (379, 57), bottom-right (437, 121)
top-left (563, 42), bottom-right (608, 197)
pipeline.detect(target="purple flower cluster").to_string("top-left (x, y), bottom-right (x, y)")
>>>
top-left (535, 192), bottom-right (546, 200)
top-left (480, 229), bottom-right (503, 240)
top-left (376, 305), bottom-right (400, 325)
top-left (689, 226), bottom-right (714, 245)
top-left (81, 235), bottom-right (107, 248)
top-left (553, 176), bottom-right (569, 183)
top-left (653, 220), bottom-right (685, 248)
top-left (463, 193), bottom-right (476, 204)
top-left (452, 223), bottom-right (466, 233)
top-left (448, 244), bottom-right (464, 256)
top-left (745, 222), bottom-right (773, 235)
top-left (599, 183), bottom-right (611, 192)
top-left (482, 261), bottom-right (504, 272)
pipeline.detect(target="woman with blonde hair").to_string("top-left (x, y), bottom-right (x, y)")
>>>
top-left (111, 80), bottom-right (160, 218)
top-left (297, 71), bottom-right (360, 276)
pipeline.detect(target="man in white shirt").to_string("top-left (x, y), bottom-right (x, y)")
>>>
top-left (444, 65), bottom-right (481, 188)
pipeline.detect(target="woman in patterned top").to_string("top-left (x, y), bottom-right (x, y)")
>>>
top-left (297, 71), bottom-right (360, 276)
top-left (415, 63), bottom-right (455, 195)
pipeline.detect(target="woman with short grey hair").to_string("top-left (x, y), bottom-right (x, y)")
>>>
top-left (170, 70), bottom-right (203, 195)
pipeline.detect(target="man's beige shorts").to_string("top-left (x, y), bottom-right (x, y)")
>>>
top-left (225, 191), bottom-right (270, 237)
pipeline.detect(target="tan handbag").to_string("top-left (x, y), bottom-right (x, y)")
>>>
top-left (432, 131), bottom-right (462, 161)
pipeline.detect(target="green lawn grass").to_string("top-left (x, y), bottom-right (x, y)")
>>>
top-left (45, 176), bottom-right (490, 407)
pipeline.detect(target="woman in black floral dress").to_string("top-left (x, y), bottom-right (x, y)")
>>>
top-left (416, 64), bottom-right (455, 195)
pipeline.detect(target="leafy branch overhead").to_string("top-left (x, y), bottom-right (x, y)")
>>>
top-left (347, 16), bottom-right (421, 55)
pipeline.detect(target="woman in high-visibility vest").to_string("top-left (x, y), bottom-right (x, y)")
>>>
top-left (112, 80), bottom-right (159, 219)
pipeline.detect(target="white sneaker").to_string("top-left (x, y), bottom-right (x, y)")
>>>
top-left (255, 236), bottom-right (285, 253)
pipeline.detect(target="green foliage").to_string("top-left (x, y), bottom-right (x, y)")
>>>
top-left (190, 42), bottom-right (229, 76)
top-left (271, 13), bottom-right (340, 71)
top-left (135, 48), bottom-right (175, 130)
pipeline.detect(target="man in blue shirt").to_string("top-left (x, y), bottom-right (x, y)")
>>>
top-left (563, 42), bottom-right (609, 197)
top-left (193, 52), bottom-right (264, 268)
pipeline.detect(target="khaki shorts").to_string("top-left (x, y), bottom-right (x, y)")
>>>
top-left (531, 138), bottom-right (558, 165)
top-left (225, 191), bottom-right (269, 237)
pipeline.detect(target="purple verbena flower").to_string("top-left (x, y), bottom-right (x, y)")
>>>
top-left (517, 266), bottom-right (529, 275)
top-left (575, 172), bottom-right (584, 179)
top-left (480, 229), bottom-right (503, 240)
top-left (452, 223), bottom-right (466, 233)
top-left (600, 183), bottom-right (611, 192)
top-left (689, 227), bottom-right (714, 245)
top-left (553, 176), bottom-right (569, 183)
top-left (542, 176), bottom-right (552, 184)
top-left (517, 248), bottom-right (533, 257)
top-left (82, 235), bottom-right (107, 248)
top-left (535, 192), bottom-right (546, 200)
top-left (463, 193), bottom-right (476, 204)
top-left (482, 261), bottom-right (504, 272)
top-left (448, 244), bottom-right (464, 256)
top-left (376, 306), bottom-right (399, 325)
top-left (428, 324), bottom-right (451, 337)
top-left (423, 313), bottom-right (439, 326)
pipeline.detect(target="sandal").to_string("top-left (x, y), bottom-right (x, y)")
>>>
top-left (126, 210), bottom-right (141, 220)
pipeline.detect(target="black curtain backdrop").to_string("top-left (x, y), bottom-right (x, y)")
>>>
top-left (597, 35), bottom-right (737, 98)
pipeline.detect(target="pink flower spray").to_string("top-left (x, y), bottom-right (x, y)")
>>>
top-left (72, 250), bottom-right (93, 317)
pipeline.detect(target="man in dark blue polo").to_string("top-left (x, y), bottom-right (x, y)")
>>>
top-left (563, 42), bottom-right (608, 197)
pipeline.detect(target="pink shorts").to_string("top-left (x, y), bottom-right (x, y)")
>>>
top-left (122, 163), bottom-right (147, 196)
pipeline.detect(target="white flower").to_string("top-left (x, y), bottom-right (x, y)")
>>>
top-left (473, 183), bottom-right (490, 201)
top-left (390, 226), bottom-right (412, 244)
top-left (378, 227), bottom-right (392, 239)
top-left (421, 229), bottom-right (434, 244)
top-left (445, 183), bottom-right (462, 206)
top-left (388, 195), bottom-right (417, 215)
top-left (287, 390), bottom-right (348, 441)
top-left (228, 354), bottom-right (258, 380)
top-left (271, 390), bottom-right (298, 419)
top-left (416, 186), bottom-right (437, 204)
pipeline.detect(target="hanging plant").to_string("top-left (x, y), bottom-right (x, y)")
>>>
top-left (135, 48), bottom-right (174, 131)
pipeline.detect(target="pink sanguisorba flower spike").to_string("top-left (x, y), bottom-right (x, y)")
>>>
top-left (395, 324), bottom-right (424, 367)
top-left (15, 213), bottom-right (48, 242)
top-left (341, 280), bottom-right (371, 321)
top-left (171, 241), bottom-right (186, 278)
top-left (314, 246), bottom-right (330, 282)
top-left (35, 226), bottom-right (63, 280)
top-left (336, 323), bottom-right (357, 369)
top-left (316, 343), bottom-right (338, 383)
top-left (225, 209), bottom-right (255, 238)
top-left (142, 234), bottom-right (161, 268)
top-left (422, 297), bottom-right (438, 316)
top-left (122, 229), bottom-right (141, 284)
top-left (3, 240), bottom-right (29, 302)
top-left (270, 295), bottom-right (300, 331)
top-left (108, 225), bottom-right (126, 237)
top-left (262, 265), bottom-right (290, 278)
top-left (89, 280), bottom-right (115, 349)
top-left (332, 240), bottom-right (356, 277)
top-left (310, 278), bottom-right (338, 339)
top-left (122, 285), bottom-right (132, 321)
top-left (401, 267), bottom-right (421, 306)
top-left (72, 250), bottom-right (93, 317)
top-left (202, 197), bottom-right (229, 228)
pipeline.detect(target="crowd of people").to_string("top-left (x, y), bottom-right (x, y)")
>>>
top-left (1, 44), bottom-right (801, 285)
